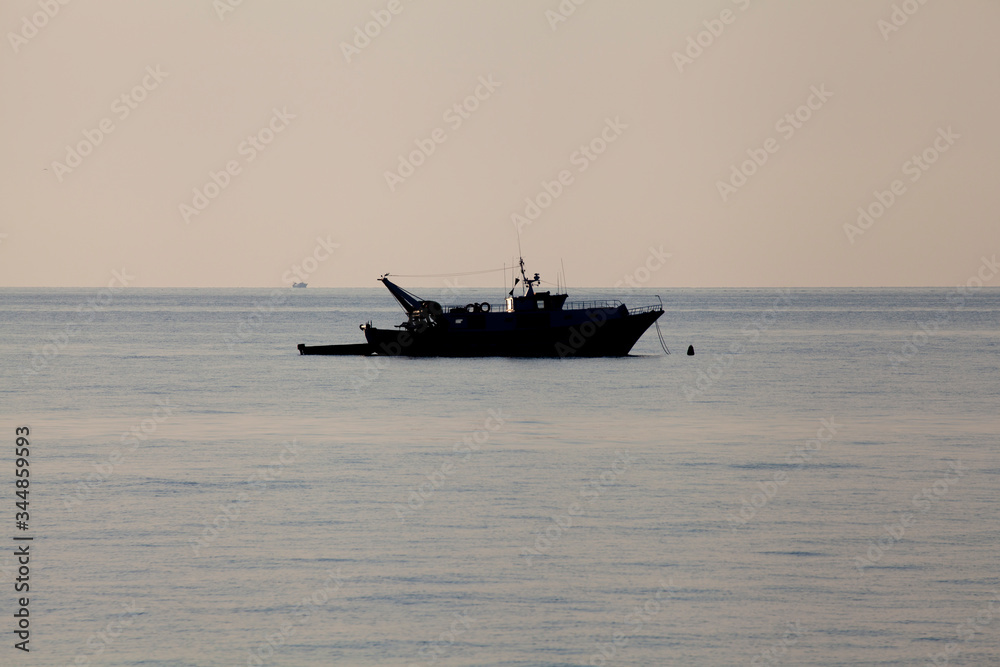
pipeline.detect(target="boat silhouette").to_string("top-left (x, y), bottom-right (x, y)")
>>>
top-left (297, 259), bottom-right (664, 357)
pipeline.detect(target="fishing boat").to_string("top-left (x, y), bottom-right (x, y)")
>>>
top-left (297, 259), bottom-right (665, 357)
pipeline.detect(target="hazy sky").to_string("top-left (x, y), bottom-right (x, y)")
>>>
top-left (2, 0), bottom-right (998, 288)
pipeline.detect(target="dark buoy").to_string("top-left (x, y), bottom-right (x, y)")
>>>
top-left (687, 345), bottom-right (694, 356)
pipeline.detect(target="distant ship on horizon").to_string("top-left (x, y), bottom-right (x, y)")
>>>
top-left (297, 258), bottom-right (665, 357)
top-left (292, 282), bottom-right (307, 288)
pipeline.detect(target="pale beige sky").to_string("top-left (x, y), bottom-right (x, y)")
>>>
top-left (1, 0), bottom-right (998, 287)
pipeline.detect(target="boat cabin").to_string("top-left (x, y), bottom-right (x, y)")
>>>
top-left (505, 291), bottom-right (568, 313)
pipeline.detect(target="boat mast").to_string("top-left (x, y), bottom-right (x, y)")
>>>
top-left (513, 230), bottom-right (540, 296)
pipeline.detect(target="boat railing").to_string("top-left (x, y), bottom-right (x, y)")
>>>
top-left (627, 303), bottom-right (665, 315)
top-left (562, 299), bottom-right (624, 311)
top-left (565, 301), bottom-right (664, 314)
top-left (440, 303), bottom-right (499, 313)
top-left (433, 299), bottom-right (663, 314)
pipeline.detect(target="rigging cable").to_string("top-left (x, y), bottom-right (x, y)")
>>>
top-left (654, 294), bottom-right (669, 354)
top-left (386, 267), bottom-right (508, 278)
top-left (655, 319), bottom-right (670, 355)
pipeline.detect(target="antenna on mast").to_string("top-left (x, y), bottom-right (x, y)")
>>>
top-left (514, 227), bottom-right (530, 295)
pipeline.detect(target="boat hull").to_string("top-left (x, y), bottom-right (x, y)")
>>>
top-left (297, 342), bottom-right (374, 355)
top-left (361, 308), bottom-right (662, 357)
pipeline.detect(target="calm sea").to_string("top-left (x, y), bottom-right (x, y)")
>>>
top-left (1, 287), bottom-right (998, 666)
